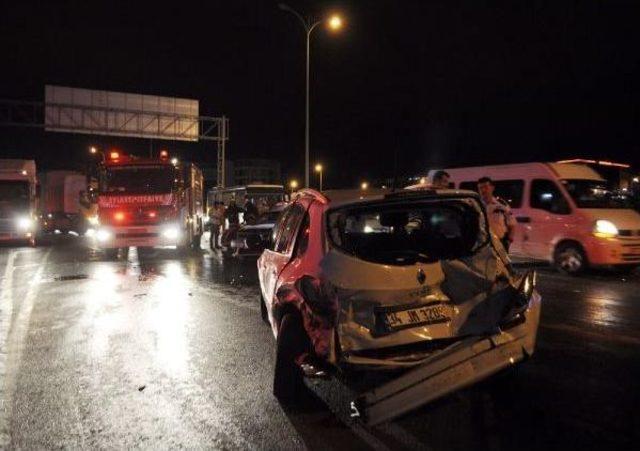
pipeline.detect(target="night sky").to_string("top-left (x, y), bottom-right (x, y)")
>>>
top-left (1, 0), bottom-right (639, 188)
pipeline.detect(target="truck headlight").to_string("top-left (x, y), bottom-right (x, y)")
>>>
top-left (593, 219), bottom-right (618, 238)
top-left (162, 226), bottom-right (180, 240)
top-left (96, 229), bottom-right (112, 242)
top-left (16, 216), bottom-right (33, 231)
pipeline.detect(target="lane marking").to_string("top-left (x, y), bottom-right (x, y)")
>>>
top-left (0, 251), bottom-right (18, 446)
top-left (0, 248), bottom-right (51, 447)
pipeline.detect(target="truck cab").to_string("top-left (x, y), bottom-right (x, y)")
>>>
top-left (92, 151), bottom-right (204, 253)
top-left (0, 159), bottom-right (37, 245)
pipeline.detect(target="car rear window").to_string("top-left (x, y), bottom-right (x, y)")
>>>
top-left (327, 198), bottom-right (488, 265)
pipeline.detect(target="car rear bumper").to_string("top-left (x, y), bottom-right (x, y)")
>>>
top-left (340, 290), bottom-right (541, 370)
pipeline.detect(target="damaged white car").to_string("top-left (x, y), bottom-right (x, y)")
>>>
top-left (257, 187), bottom-right (541, 425)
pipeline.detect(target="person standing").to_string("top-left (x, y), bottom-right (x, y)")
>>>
top-left (243, 195), bottom-right (259, 225)
top-left (225, 198), bottom-right (242, 226)
top-left (208, 201), bottom-right (224, 250)
top-left (431, 170), bottom-right (451, 189)
top-left (477, 177), bottom-right (516, 252)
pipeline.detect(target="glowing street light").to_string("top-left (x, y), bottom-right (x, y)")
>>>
top-left (315, 163), bottom-right (324, 191)
top-left (361, 181), bottom-right (369, 190)
top-left (278, 3), bottom-right (344, 188)
top-left (289, 179), bottom-right (299, 192)
top-left (328, 15), bottom-right (343, 30)
top-left (90, 146), bottom-right (97, 154)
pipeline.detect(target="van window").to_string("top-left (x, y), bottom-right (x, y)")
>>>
top-left (562, 179), bottom-right (630, 209)
top-left (458, 180), bottom-right (524, 208)
top-left (530, 179), bottom-right (571, 214)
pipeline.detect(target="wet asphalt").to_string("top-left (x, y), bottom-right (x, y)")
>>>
top-left (0, 235), bottom-right (638, 450)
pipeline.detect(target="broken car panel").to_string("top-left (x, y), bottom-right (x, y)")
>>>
top-left (257, 187), bottom-right (541, 424)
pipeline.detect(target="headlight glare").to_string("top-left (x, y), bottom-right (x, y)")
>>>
top-left (96, 229), bottom-right (111, 242)
top-left (162, 226), bottom-right (180, 240)
top-left (593, 219), bottom-right (618, 238)
top-left (16, 216), bottom-right (33, 230)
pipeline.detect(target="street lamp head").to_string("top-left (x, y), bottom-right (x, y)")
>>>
top-left (290, 179), bottom-right (299, 189)
top-left (328, 15), bottom-right (343, 30)
top-left (315, 163), bottom-right (323, 172)
top-left (361, 181), bottom-right (369, 190)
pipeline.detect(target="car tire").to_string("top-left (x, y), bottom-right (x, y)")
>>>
top-left (260, 295), bottom-right (269, 324)
top-left (554, 242), bottom-right (586, 275)
top-left (273, 312), bottom-right (309, 404)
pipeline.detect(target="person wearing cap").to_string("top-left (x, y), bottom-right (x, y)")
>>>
top-left (432, 170), bottom-right (451, 189)
top-left (477, 176), bottom-right (516, 252)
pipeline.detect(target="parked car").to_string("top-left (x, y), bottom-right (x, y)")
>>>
top-left (437, 162), bottom-right (640, 274)
top-left (257, 187), bottom-right (541, 424)
top-left (221, 202), bottom-right (287, 258)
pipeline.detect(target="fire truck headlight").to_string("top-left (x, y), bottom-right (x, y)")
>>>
top-left (16, 216), bottom-right (33, 231)
top-left (162, 226), bottom-right (180, 240)
top-left (96, 229), bottom-right (112, 242)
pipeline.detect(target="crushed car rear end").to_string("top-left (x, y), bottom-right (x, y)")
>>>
top-left (319, 190), bottom-right (541, 422)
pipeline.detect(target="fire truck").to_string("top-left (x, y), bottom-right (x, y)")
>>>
top-left (92, 150), bottom-right (204, 255)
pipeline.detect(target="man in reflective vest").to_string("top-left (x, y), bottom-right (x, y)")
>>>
top-left (477, 176), bottom-right (516, 252)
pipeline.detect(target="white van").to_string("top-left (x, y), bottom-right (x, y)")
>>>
top-left (436, 163), bottom-right (640, 274)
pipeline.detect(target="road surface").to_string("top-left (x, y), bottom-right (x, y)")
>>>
top-left (1, 236), bottom-right (638, 449)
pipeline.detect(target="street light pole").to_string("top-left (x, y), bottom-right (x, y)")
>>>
top-left (279, 4), bottom-right (342, 188)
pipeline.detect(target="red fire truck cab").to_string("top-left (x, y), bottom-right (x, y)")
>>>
top-left (92, 151), bottom-right (204, 253)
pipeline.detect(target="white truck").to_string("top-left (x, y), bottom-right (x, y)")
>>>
top-left (39, 170), bottom-right (87, 234)
top-left (0, 159), bottom-right (38, 245)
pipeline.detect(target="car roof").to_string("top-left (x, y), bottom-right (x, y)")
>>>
top-left (306, 187), bottom-right (480, 209)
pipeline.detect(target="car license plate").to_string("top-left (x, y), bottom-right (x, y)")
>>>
top-left (385, 304), bottom-right (451, 329)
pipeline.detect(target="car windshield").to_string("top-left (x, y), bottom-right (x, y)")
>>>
top-left (562, 179), bottom-right (630, 209)
top-left (102, 166), bottom-right (176, 194)
top-left (328, 198), bottom-right (487, 265)
top-left (0, 181), bottom-right (29, 209)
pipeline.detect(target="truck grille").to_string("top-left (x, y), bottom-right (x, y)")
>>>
top-left (0, 219), bottom-right (16, 233)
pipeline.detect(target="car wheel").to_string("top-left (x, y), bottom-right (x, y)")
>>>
top-left (260, 295), bottom-right (269, 324)
top-left (273, 312), bottom-right (309, 404)
top-left (554, 243), bottom-right (586, 275)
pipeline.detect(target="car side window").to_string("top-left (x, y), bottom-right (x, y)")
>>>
top-left (270, 207), bottom-right (291, 251)
top-left (275, 204), bottom-right (305, 253)
top-left (294, 213), bottom-right (311, 258)
top-left (530, 179), bottom-right (571, 214)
